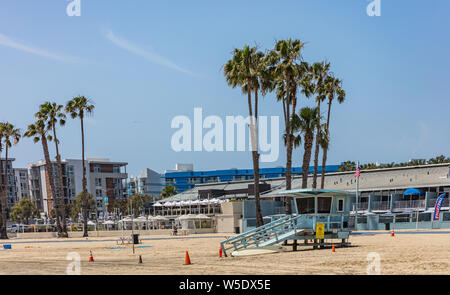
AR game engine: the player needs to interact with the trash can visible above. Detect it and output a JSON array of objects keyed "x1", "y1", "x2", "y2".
[
  {"x1": 132, "y1": 234, "x2": 140, "y2": 244},
  {"x1": 234, "y1": 227, "x2": 240, "y2": 234}
]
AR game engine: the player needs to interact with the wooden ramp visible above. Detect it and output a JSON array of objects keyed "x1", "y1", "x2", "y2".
[{"x1": 220, "y1": 215, "x2": 305, "y2": 257}]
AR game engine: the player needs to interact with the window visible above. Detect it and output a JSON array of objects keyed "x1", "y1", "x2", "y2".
[
  {"x1": 96, "y1": 189, "x2": 103, "y2": 198},
  {"x1": 337, "y1": 199, "x2": 344, "y2": 212},
  {"x1": 95, "y1": 178, "x2": 102, "y2": 186},
  {"x1": 113, "y1": 166, "x2": 120, "y2": 173},
  {"x1": 318, "y1": 197, "x2": 332, "y2": 214},
  {"x1": 296, "y1": 197, "x2": 315, "y2": 214},
  {"x1": 93, "y1": 165, "x2": 101, "y2": 173}
]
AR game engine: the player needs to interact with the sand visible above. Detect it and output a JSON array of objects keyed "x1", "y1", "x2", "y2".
[{"x1": 0, "y1": 231, "x2": 449, "y2": 275}]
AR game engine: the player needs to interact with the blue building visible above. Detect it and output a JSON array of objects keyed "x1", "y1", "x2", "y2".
[{"x1": 164, "y1": 164, "x2": 340, "y2": 193}]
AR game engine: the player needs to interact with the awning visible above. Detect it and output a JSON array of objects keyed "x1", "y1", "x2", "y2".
[{"x1": 272, "y1": 188, "x2": 354, "y2": 198}]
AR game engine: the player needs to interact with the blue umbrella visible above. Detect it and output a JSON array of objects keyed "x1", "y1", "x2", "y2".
[{"x1": 403, "y1": 188, "x2": 423, "y2": 196}]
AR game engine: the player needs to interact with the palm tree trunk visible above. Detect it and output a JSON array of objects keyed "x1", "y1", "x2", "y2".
[
  {"x1": 284, "y1": 77, "x2": 293, "y2": 214},
  {"x1": 312, "y1": 100, "x2": 321, "y2": 188},
  {"x1": 302, "y1": 133, "x2": 314, "y2": 188},
  {"x1": 0, "y1": 142, "x2": 8, "y2": 239},
  {"x1": 320, "y1": 100, "x2": 333, "y2": 189},
  {"x1": 53, "y1": 123, "x2": 68, "y2": 238},
  {"x1": 80, "y1": 113, "x2": 89, "y2": 237},
  {"x1": 247, "y1": 80, "x2": 263, "y2": 227},
  {"x1": 41, "y1": 135, "x2": 63, "y2": 236},
  {"x1": 252, "y1": 88, "x2": 263, "y2": 228}
]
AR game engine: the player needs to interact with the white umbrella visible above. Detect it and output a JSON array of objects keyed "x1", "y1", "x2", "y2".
[
  {"x1": 103, "y1": 220, "x2": 115, "y2": 225},
  {"x1": 200, "y1": 199, "x2": 210, "y2": 205},
  {"x1": 210, "y1": 198, "x2": 220, "y2": 204},
  {"x1": 153, "y1": 202, "x2": 163, "y2": 207},
  {"x1": 174, "y1": 201, "x2": 181, "y2": 207},
  {"x1": 87, "y1": 221, "x2": 96, "y2": 225},
  {"x1": 153, "y1": 215, "x2": 168, "y2": 221},
  {"x1": 195, "y1": 214, "x2": 211, "y2": 219},
  {"x1": 191, "y1": 200, "x2": 200, "y2": 205},
  {"x1": 177, "y1": 214, "x2": 196, "y2": 220}
]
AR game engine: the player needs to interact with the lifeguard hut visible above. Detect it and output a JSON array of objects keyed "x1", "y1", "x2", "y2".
[{"x1": 220, "y1": 188, "x2": 354, "y2": 257}]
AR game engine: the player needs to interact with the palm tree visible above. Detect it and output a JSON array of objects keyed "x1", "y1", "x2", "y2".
[
  {"x1": 224, "y1": 45, "x2": 266, "y2": 227},
  {"x1": 267, "y1": 39, "x2": 305, "y2": 214},
  {"x1": 0, "y1": 123, "x2": 21, "y2": 239},
  {"x1": 161, "y1": 185, "x2": 178, "y2": 198},
  {"x1": 291, "y1": 107, "x2": 321, "y2": 188},
  {"x1": 65, "y1": 96, "x2": 95, "y2": 237},
  {"x1": 320, "y1": 76, "x2": 346, "y2": 189},
  {"x1": 37, "y1": 102, "x2": 68, "y2": 238},
  {"x1": 24, "y1": 119, "x2": 64, "y2": 236},
  {"x1": 309, "y1": 62, "x2": 331, "y2": 188}
]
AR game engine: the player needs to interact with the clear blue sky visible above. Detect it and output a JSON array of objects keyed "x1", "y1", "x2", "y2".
[{"x1": 0, "y1": 0, "x2": 449, "y2": 176}]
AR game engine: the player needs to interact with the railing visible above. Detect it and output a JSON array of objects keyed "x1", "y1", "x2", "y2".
[
  {"x1": 220, "y1": 215, "x2": 299, "y2": 256},
  {"x1": 393, "y1": 200, "x2": 425, "y2": 210},
  {"x1": 371, "y1": 201, "x2": 390, "y2": 211},
  {"x1": 357, "y1": 203, "x2": 369, "y2": 210},
  {"x1": 428, "y1": 198, "x2": 450, "y2": 208},
  {"x1": 220, "y1": 213, "x2": 351, "y2": 256}
]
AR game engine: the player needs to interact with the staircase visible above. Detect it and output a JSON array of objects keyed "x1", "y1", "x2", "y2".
[{"x1": 220, "y1": 215, "x2": 305, "y2": 257}]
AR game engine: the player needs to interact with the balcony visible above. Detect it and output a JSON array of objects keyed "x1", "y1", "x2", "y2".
[
  {"x1": 428, "y1": 198, "x2": 450, "y2": 208},
  {"x1": 393, "y1": 200, "x2": 425, "y2": 211},
  {"x1": 371, "y1": 201, "x2": 390, "y2": 211}
]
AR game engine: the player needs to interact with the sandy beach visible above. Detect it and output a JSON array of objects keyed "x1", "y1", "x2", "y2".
[{"x1": 0, "y1": 231, "x2": 449, "y2": 275}]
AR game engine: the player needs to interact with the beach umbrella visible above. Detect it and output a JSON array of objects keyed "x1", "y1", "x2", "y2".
[
  {"x1": 195, "y1": 214, "x2": 210, "y2": 219},
  {"x1": 403, "y1": 188, "x2": 423, "y2": 196},
  {"x1": 153, "y1": 202, "x2": 163, "y2": 207},
  {"x1": 191, "y1": 200, "x2": 200, "y2": 205},
  {"x1": 200, "y1": 199, "x2": 210, "y2": 205}
]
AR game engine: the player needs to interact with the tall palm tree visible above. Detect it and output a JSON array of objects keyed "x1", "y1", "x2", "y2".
[
  {"x1": 320, "y1": 76, "x2": 346, "y2": 188},
  {"x1": 0, "y1": 125, "x2": 6, "y2": 239},
  {"x1": 24, "y1": 119, "x2": 64, "y2": 236},
  {"x1": 291, "y1": 107, "x2": 321, "y2": 188},
  {"x1": 267, "y1": 39, "x2": 305, "y2": 214},
  {"x1": 37, "y1": 102, "x2": 68, "y2": 238},
  {"x1": 0, "y1": 123, "x2": 21, "y2": 239},
  {"x1": 309, "y1": 62, "x2": 331, "y2": 188},
  {"x1": 65, "y1": 96, "x2": 95, "y2": 237},
  {"x1": 224, "y1": 45, "x2": 266, "y2": 227}
]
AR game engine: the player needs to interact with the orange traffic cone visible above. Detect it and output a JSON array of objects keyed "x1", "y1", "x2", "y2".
[
  {"x1": 391, "y1": 228, "x2": 395, "y2": 237},
  {"x1": 332, "y1": 244, "x2": 335, "y2": 253},
  {"x1": 89, "y1": 250, "x2": 94, "y2": 262},
  {"x1": 185, "y1": 251, "x2": 191, "y2": 265},
  {"x1": 219, "y1": 247, "x2": 223, "y2": 258}
]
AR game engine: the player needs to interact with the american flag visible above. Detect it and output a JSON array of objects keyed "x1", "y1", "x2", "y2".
[{"x1": 355, "y1": 165, "x2": 360, "y2": 178}]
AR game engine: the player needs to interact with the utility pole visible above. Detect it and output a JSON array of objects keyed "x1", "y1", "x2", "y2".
[{"x1": 355, "y1": 161, "x2": 360, "y2": 230}]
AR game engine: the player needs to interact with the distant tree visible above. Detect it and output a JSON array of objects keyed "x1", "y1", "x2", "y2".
[
  {"x1": 0, "y1": 122, "x2": 21, "y2": 239},
  {"x1": 71, "y1": 192, "x2": 96, "y2": 221},
  {"x1": 10, "y1": 199, "x2": 39, "y2": 224},
  {"x1": 127, "y1": 194, "x2": 151, "y2": 216},
  {"x1": 161, "y1": 185, "x2": 178, "y2": 198},
  {"x1": 428, "y1": 155, "x2": 449, "y2": 164},
  {"x1": 338, "y1": 161, "x2": 356, "y2": 172}
]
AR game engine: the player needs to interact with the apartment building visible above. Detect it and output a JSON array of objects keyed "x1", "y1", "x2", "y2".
[
  {"x1": 14, "y1": 168, "x2": 29, "y2": 200},
  {"x1": 128, "y1": 168, "x2": 164, "y2": 197},
  {"x1": 0, "y1": 158, "x2": 17, "y2": 208},
  {"x1": 28, "y1": 158, "x2": 128, "y2": 217}
]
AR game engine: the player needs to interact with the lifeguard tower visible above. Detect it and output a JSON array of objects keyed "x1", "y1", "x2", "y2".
[{"x1": 220, "y1": 189, "x2": 354, "y2": 257}]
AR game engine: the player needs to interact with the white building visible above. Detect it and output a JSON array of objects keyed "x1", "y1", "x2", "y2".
[
  {"x1": 128, "y1": 168, "x2": 164, "y2": 197},
  {"x1": 28, "y1": 158, "x2": 128, "y2": 217}
]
